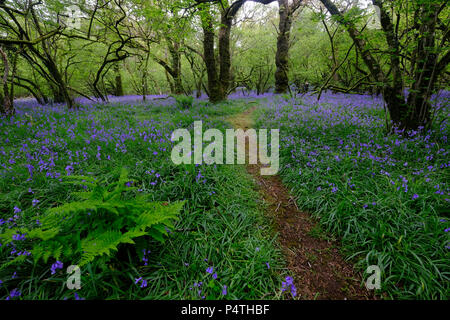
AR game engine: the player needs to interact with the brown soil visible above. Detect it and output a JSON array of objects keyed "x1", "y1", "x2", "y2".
[{"x1": 228, "y1": 105, "x2": 375, "y2": 300}]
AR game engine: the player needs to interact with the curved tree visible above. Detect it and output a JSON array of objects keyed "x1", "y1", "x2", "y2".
[
  {"x1": 318, "y1": 0, "x2": 449, "y2": 131},
  {"x1": 0, "y1": 0, "x2": 74, "y2": 110}
]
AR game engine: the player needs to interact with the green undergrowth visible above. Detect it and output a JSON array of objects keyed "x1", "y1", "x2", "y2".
[{"x1": 0, "y1": 99, "x2": 285, "y2": 300}]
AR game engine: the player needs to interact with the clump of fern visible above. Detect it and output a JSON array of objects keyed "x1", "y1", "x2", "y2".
[{"x1": 0, "y1": 168, "x2": 184, "y2": 269}]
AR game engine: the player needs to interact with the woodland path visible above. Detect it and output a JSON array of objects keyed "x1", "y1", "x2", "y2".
[{"x1": 228, "y1": 105, "x2": 375, "y2": 300}]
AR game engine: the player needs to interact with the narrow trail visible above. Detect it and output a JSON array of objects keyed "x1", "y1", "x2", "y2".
[{"x1": 228, "y1": 105, "x2": 374, "y2": 300}]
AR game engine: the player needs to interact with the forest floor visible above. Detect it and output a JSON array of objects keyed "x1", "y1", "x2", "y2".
[
  {"x1": 4, "y1": 94, "x2": 447, "y2": 300},
  {"x1": 228, "y1": 106, "x2": 375, "y2": 300}
]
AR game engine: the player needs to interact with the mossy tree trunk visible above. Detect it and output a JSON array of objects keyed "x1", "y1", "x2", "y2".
[{"x1": 320, "y1": 0, "x2": 448, "y2": 131}]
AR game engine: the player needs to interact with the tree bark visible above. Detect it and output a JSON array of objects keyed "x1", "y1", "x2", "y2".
[
  {"x1": 168, "y1": 40, "x2": 184, "y2": 95},
  {"x1": 198, "y1": 0, "x2": 279, "y2": 102},
  {"x1": 405, "y1": 3, "x2": 441, "y2": 129},
  {"x1": 275, "y1": 0, "x2": 293, "y2": 93},
  {"x1": 202, "y1": 11, "x2": 223, "y2": 103},
  {"x1": 30, "y1": 6, "x2": 75, "y2": 109},
  {"x1": 319, "y1": 0, "x2": 447, "y2": 131},
  {"x1": 219, "y1": 12, "x2": 233, "y2": 96},
  {"x1": 0, "y1": 47, "x2": 14, "y2": 116},
  {"x1": 47, "y1": 58, "x2": 74, "y2": 108},
  {"x1": 153, "y1": 40, "x2": 184, "y2": 95},
  {"x1": 114, "y1": 63, "x2": 124, "y2": 96}
]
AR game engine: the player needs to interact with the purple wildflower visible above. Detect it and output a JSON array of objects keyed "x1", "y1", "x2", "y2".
[
  {"x1": 12, "y1": 233, "x2": 26, "y2": 241},
  {"x1": 50, "y1": 261, "x2": 63, "y2": 275},
  {"x1": 74, "y1": 292, "x2": 85, "y2": 300},
  {"x1": 281, "y1": 276, "x2": 297, "y2": 298},
  {"x1": 6, "y1": 288, "x2": 21, "y2": 300}
]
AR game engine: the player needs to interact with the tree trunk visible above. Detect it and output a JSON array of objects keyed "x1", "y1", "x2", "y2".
[
  {"x1": 201, "y1": 2, "x2": 249, "y2": 103},
  {"x1": 404, "y1": 3, "x2": 441, "y2": 130},
  {"x1": 42, "y1": 52, "x2": 74, "y2": 108},
  {"x1": 202, "y1": 13, "x2": 223, "y2": 103},
  {"x1": 52, "y1": 87, "x2": 66, "y2": 103},
  {"x1": 29, "y1": 6, "x2": 75, "y2": 109},
  {"x1": 218, "y1": 13, "x2": 232, "y2": 97},
  {"x1": 319, "y1": 0, "x2": 447, "y2": 131},
  {"x1": 142, "y1": 49, "x2": 150, "y2": 101},
  {"x1": 199, "y1": 0, "x2": 298, "y2": 101},
  {"x1": 275, "y1": 0, "x2": 294, "y2": 93},
  {"x1": 168, "y1": 41, "x2": 184, "y2": 95},
  {"x1": 0, "y1": 46, "x2": 14, "y2": 116},
  {"x1": 114, "y1": 63, "x2": 124, "y2": 96}
]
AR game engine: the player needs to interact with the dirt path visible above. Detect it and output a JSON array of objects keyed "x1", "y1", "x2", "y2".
[{"x1": 228, "y1": 105, "x2": 374, "y2": 300}]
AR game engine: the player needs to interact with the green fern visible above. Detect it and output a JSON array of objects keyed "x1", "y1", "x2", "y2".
[
  {"x1": 0, "y1": 168, "x2": 184, "y2": 268},
  {"x1": 0, "y1": 255, "x2": 28, "y2": 272}
]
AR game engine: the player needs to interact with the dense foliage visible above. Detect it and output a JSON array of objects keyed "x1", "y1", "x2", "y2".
[
  {"x1": 255, "y1": 92, "x2": 449, "y2": 299},
  {"x1": 0, "y1": 0, "x2": 449, "y2": 302},
  {"x1": 0, "y1": 97, "x2": 285, "y2": 300}
]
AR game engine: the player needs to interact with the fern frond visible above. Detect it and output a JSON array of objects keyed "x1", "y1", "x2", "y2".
[
  {"x1": 80, "y1": 229, "x2": 136, "y2": 266},
  {"x1": 3, "y1": 169, "x2": 185, "y2": 270},
  {"x1": 0, "y1": 255, "x2": 27, "y2": 271}
]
